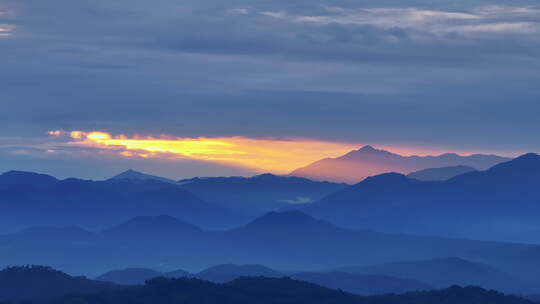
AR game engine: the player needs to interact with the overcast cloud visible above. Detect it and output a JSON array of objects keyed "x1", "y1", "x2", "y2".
[{"x1": 0, "y1": 0, "x2": 539, "y2": 178}]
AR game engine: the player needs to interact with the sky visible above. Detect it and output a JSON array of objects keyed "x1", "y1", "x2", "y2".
[{"x1": 1, "y1": 0, "x2": 539, "y2": 179}]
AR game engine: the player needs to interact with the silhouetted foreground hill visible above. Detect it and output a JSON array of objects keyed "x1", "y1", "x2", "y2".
[
  {"x1": 53, "y1": 277, "x2": 536, "y2": 304},
  {"x1": 96, "y1": 264, "x2": 431, "y2": 295},
  {"x1": 196, "y1": 264, "x2": 282, "y2": 283},
  {"x1": 96, "y1": 268, "x2": 189, "y2": 285},
  {"x1": 290, "y1": 145, "x2": 509, "y2": 183},
  {"x1": 407, "y1": 165, "x2": 476, "y2": 181},
  {"x1": 177, "y1": 173, "x2": 346, "y2": 216},
  {"x1": 301, "y1": 153, "x2": 540, "y2": 242},
  {"x1": 0, "y1": 266, "x2": 121, "y2": 303},
  {"x1": 290, "y1": 272, "x2": 432, "y2": 296}
]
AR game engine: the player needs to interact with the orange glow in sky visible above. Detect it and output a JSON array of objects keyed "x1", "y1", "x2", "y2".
[{"x1": 64, "y1": 131, "x2": 361, "y2": 174}]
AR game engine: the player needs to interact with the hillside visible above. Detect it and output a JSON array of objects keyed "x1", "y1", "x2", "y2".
[
  {"x1": 301, "y1": 153, "x2": 540, "y2": 242},
  {"x1": 54, "y1": 276, "x2": 536, "y2": 304},
  {"x1": 177, "y1": 174, "x2": 346, "y2": 216},
  {"x1": 290, "y1": 145, "x2": 509, "y2": 183},
  {"x1": 0, "y1": 266, "x2": 120, "y2": 302}
]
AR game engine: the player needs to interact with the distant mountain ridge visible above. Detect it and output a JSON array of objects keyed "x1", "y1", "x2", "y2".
[
  {"x1": 290, "y1": 145, "x2": 510, "y2": 183},
  {"x1": 96, "y1": 264, "x2": 432, "y2": 295},
  {"x1": 176, "y1": 173, "x2": 346, "y2": 216},
  {"x1": 109, "y1": 169, "x2": 176, "y2": 183},
  {"x1": 300, "y1": 153, "x2": 540, "y2": 242},
  {"x1": 0, "y1": 170, "x2": 59, "y2": 188},
  {"x1": 407, "y1": 165, "x2": 477, "y2": 181},
  {"x1": 0, "y1": 173, "x2": 241, "y2": 231}
]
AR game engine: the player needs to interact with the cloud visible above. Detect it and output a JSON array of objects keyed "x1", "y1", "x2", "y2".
[
  {"x1": 61, "y1": 130, "x2": 360, "y2": 174},
  {"x1": 0, "y1": 0, "x2": 539, "y2": 176}
]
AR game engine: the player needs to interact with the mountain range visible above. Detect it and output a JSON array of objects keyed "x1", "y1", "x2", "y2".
[
  {"x1": 3, "y1": 210, "x2": 540, "y2": 293},
  {"x1": 1, "y1": 266, "x2": 533, "y2": 304},
  {"x1": 0, "y1": 170, "x2": 347, "y2": 232},
  {"x1": 176, "y1": 174, "x2": 346, "y2": 216},
  {"x1": 110, "y1": 169, "x2": 176, "y2": 183},
  {"x1": 55, "y1": 276, "x2": 540, "y2": 304},
  {"x1": 290, "y1": 145, "x2": 510, "y2": 183},
  {"x1": 407, "y1": 165, "x2": 477, "y2": 181},
  {"x1": 96, "y1": 264, "x2": 432, "y2": 295},
  {"x1": 0, "y1": 173, "x2": 240, "y2": 231},
  {"x1": 298, "y1": 153, "x2": 540, "y2": 242}
]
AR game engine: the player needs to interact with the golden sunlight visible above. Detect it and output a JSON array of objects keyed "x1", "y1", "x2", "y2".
[{"x1": 64, "y1": 131, "x2": 360, "y2": 173}]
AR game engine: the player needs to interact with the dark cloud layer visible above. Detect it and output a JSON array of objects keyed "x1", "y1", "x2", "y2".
[{"x1": 1, "y1": 0, "x2": 539, "y2": 177}]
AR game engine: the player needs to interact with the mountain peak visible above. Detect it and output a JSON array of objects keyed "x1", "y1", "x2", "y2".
[
  {"x1": 252, "y1": 173, "x2": 278, "y2": 179},
  {"x1": 362, "y1": 172, "x2": 410, "y2": 185},
  {"x1": 243, "y1": 211, "x2": 334, "y2": 231},
  {"x1": 486, "y1": 153, "x2": 540, "y2": 174},
  {"x1": 290, "y1": 146, "x2": 510, "y2": 184},
  {"x1": 513, "y1": 152, "x2": 539, "y2": 162},
  {"x1": 110, "y1": 169, "x2": 175, "y2": 183},
  {"x1": 358, "y1": 145, "x2": 377, "y2": 152}
]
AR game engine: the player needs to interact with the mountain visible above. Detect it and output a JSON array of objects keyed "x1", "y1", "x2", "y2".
[
  {"x1": 0, "y1": 176, "x2": 241, "y2": 232},
  {"x1": 109, "y1": 169, "x2": 176, "y2": 183},
  {"x1": 290, "y1": 145, "x2": 510, "y2": 183},
  {"x1": 0, "y1": 265, "x2": 120, "y2": 302},
  {"x1": 335, "y1": 257, "x2": 525, "y2": 292},
  {"x1": 290, "y1": 272, "x2": 432, "y2": 295},
  {"x1": 54, "y1": 276, "x2": 536, "y2": 304},
  {"x1": 4, "y1": 211, "x2": 540, "y2": 291},
  {"x1": 407, "y1": 165, "x2": 476, "y2": 181},
  {"x1": 102, "y1": 215, "x2": 202, "y2": 240},
  {"x1": 177, "y1": 174, "x2": 346, "y2": 216},
  {"x1": 0, "y1": 170, "x2": 59, "y2": 189},
  {"x1": 96, "y1": 268, "x2": 190, "y2": 285},
  {"x1": 300, "y1": 153, "x2": 540, "y2": 242},
  {"x1": 96, "y1": 264, "x2": 431, "y2": 295},
  {"x1": 196, "y1": 264, "x2": 282, "y2": 283}
]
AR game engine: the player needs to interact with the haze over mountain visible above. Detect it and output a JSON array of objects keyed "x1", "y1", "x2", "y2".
[
  {"x1": 0, "y1": 172, "x2": 241, "y2": 232},
  {"x1": 290, "y1": 145, "x2": 510, "y2": 183},
  {"x1": 335, "y1": 257, "x2": 526, "y2": 293},
  {"x1": 0, "y1": 265, "x2": 533, "y2": 304},
  {"x1": 299, "y1": 153, "x2": 540, "y2": 242},
  {"x1": 407, "y1": 166, "x2": 477, "y2": 181},
  {"x1": 96, "y1": 264, "x2": 432, "y2": 295},
  {"x1": 177, "y1": 174, "x2": 346, "y2": 216},
  {"x1": 4, "y1": 211, "x2": 540, "y2": 292}
]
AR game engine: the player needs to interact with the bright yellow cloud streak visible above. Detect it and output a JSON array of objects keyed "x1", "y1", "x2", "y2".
[{"x1": 65, "y1": 131, "x2": 360, "y2": 174}]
